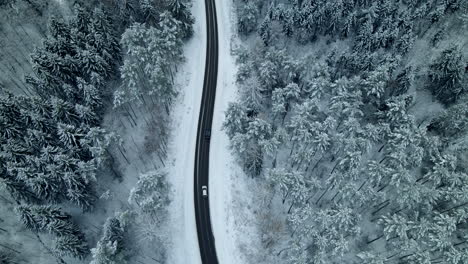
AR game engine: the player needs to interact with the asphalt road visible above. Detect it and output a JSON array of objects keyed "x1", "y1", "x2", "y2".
[{"x1": 194, "y1": 0, "x2": 219, "y2": 263}]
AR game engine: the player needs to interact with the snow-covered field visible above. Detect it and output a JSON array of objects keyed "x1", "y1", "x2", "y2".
[{"x1": 165, "y1": 0, "x2": 206, "y2": 263}]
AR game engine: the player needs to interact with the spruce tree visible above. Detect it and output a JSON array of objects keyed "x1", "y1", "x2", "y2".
[
  {"x1": 90, "y1": 216, "x2": 127, "y2": 264},
  {"x1": 128, "y1": 170, "x2": 170, "y2": 216},
  {"x1": 428, "y1": 45, "x2": 466, "y2": 105},
  {"x1": 16, "y1": 205, "x2": 89, "y2": 259}
]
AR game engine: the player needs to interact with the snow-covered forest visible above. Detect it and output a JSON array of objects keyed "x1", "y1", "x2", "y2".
[
  {"x1": 226, "y1": 0, "x2": 467, "y2": 263},
  {"x1": 0, "y1": 0, "x2": 194, "y2": 263}
]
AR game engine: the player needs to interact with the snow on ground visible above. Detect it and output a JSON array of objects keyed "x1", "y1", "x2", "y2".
[
  {"x1": 165, "y1": 0, "x2": 206, "y2": 263},
  {"x1": 166, "y1": 0, "x2": 257, "y2": 263},
  {"x1": 209, "y1": 0, "x2": 252, "y2": 263}
]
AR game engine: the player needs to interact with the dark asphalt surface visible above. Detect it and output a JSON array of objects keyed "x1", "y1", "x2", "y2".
[{"x1": 194, "y1": 0, "x2": 219, "y2": 263}]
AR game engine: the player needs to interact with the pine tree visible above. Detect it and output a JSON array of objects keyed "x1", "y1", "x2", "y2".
[
  {"x1": 271, "y1": 88, "x2": 287, "y2": 119},
  {"x1": 16, "y1": 205, "x2": 89, "y2": 259},
  {"x1": 259, "y1": 16, "x2": 272, "y2": 46},
  {"x1": 428, "y1": 95, "x2": 468, "y2": 138},
  {"x1": 71, "y1": 4, "x2": 91, "y2": 46},
  {"x1": 428, "y1": 45, "x2": 466, "y2": 105},
  {"x1": 247, "y1": 117, "x2": 273, "y2": 141},
  {"x1": 237, "y1": 1, "x2": 260, "y2": 34},
  {"x1": 77, "y1": 48, "x2": 110, "y2": 78},
  {"x1": 329, "y1": 77, "x2": 364, "y2": 124},
  {"x1": 244, "y1": 144, "x2": 264, "y2": 177},
  {"x1": 240, "y1": 79, "x2": 264, "y2": 111},
  {"x1": 222, "y1": 102, "x2": 250, "y2": 139},
  {"x1": 280, "y1": 8, "x2": 295, "y2": 37},
  {"x1": 0, "y1": 174, "x2": 38, "y2": 203},
  {"x1": 89, "y1": 8, "x2": 120, "y2": 67},
  {"x1": 0, "y1": 92, "x2": 103, "y2": 209},
  {"x1": 361, "y1": 65, "x2": 391, "y2": 102},
  {"x1": 390, "y1": 66, "x2": 413, "y2": 96},
  {"x1": 90, "y1": 216, "x2": 127, "y2": 264},
  {"x1": 128, "y1": 170, "x2": 170, "y2": 216},
  {"x1": 116, "y1": 18, "x2": 183, "y2": 110},
  {"x1": 167, "y1": 0, "x2": 195, "y2": 39},
  {"x1": 341, "y1": 11, "x2": 357, "y2": 38},
  {"x1": 28, "y1": 5, "x2": 116, "y2": 116},
  {"x1": 48, "y1": 15, "x2": 72, "y2": 41},
  {"x1": 355, "y1": 15, "x2": 374, "y2": 51},
  {"x1": 139, "y1": 0, "x2": 159, "y2": 25},
  {"x1": 55, "y1": 235, "x2": 89, "y2": 259},
  {"x1": 260, "y1": 127, "x2": 285, "y2": 162},
  {"x1": 287, "y1": 99, "x2": 323, "y2": 161}
]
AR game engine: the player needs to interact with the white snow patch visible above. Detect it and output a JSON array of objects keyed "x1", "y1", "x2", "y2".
[
  {"x1": 209, "y1": 0, "x2": 250, "y2": 263},
  {"x1": 166, "y1": 0, "x2": 206, "y2": 263}
]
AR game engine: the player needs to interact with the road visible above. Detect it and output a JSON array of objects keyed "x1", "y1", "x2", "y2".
[{"x1": 194, "y1": 0, "x2": 219, "y2": 263}]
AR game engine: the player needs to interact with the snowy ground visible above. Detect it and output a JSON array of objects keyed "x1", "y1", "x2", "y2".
[
  {"x1": 166, "y1": 0, "x2": 256, "y2": 263},
  {"x1": 209, "y1": 0, "x2": 245, "y2": 263},
  {"x1": 165, "y1": 0, "x2": 206, "y2": 263},
  {"x1": 209, "y1": 0, "x2": 256, "y2": 264}
]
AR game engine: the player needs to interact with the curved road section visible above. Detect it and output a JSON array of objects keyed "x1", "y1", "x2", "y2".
[{"x1": 194, "y1": 0, "x2": 219, "y2": 263}]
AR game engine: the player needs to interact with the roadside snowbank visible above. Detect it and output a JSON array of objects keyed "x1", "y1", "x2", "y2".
[
  {"x1": 166, "y1": 0, "x2": 206, "y2": 263},
  {"x1": 210, "y1": 0, "x2": 250, "y2": 263}
]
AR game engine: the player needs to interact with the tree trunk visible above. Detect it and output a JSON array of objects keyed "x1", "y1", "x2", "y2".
[
  {"x1": 378, "y1": 143, "x2": 386, "y2": 153},
  {"x1": 329, "y1": 160, "x2": 340, "y2": 175},
  {"x1": 310, "y1": 154, "x2": 324, "y2": 172},
  {"x1": 316, "y1": 183, "x2": 333, "y2": 205},
  {"x1": 117, "y1": 145, "x2": 130, "y2": 164},
  {"x1": 287, "y1": 201, "x2": 295, "y2": 214},
  {"x1": 367, "y1": 234, "x2": 384, "y2": 244},
  {"x1": 371, "y1": 200, "x2": 390, "y2": 216},
  {"x1": 124, "y1": 105, "x2": 137, "y2": 126}
]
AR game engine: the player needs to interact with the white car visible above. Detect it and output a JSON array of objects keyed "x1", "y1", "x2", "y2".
[{"x1": 202, "y1": 185, "x2": 208, "y2": 198}]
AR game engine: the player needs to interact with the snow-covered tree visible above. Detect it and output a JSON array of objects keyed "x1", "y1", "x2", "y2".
[
  {"x1": 115, "y1": 17, "x2": 183, "y2": 110},
  {"x1": 429, "y1": 95, "x2": 468, "y2": 138},
  {"x1": 167, "y1": 0, "x2": 195, "y2": 39},
  {"x1": 361, "y1": 65, "x2": 391, "y2": 102},
  {"x1": 90, "y1": 216, "x2": 127, "y2": 264},
  {"x1": 16, "y1": 205, "x2": 89, "y2": 259},
  {"x1": 128, "y1": 170, "x2": 170, "y2": 217},
  {"x1": 223, "y1": 1, "x2": 468, "y2": 263},
  {"x1": 280, "y1": 83, "x2": 301, "y2": 112},
  {"x1": 237, "y1": 1, "x2": 261, "y2": 34},
  {"x1": 330, "y1": 77, "x2": 363, "y2": 125},
  {"x1": 89, "y1": 8, "x2": 120, "y2": 68},
  {"x1": 259, "y1": 15, "x2": 272, "y2": 46},
  {"x1": 0, "y1": 92, "x2": 109, "y2": 209},
  {"x1": 266, "y1": 168, "x2": 307, "y2": 205},
  {"x1": 222, "y1": 102, "x2": 250, "y2": 139},
  {"x1": 428, "y1": 45, "x2": 466, "y2": 105},
  {"x1": 390, "y1": 66, "x2": 413, "y2": 97}
]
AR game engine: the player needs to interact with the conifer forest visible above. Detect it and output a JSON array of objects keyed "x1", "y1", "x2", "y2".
[
  {"x1": 0, "y1": 0, "x2": 193, "y2": 263},
  {"x1": 226, "y1": 0, "x2": 467, "y2": 263}
]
